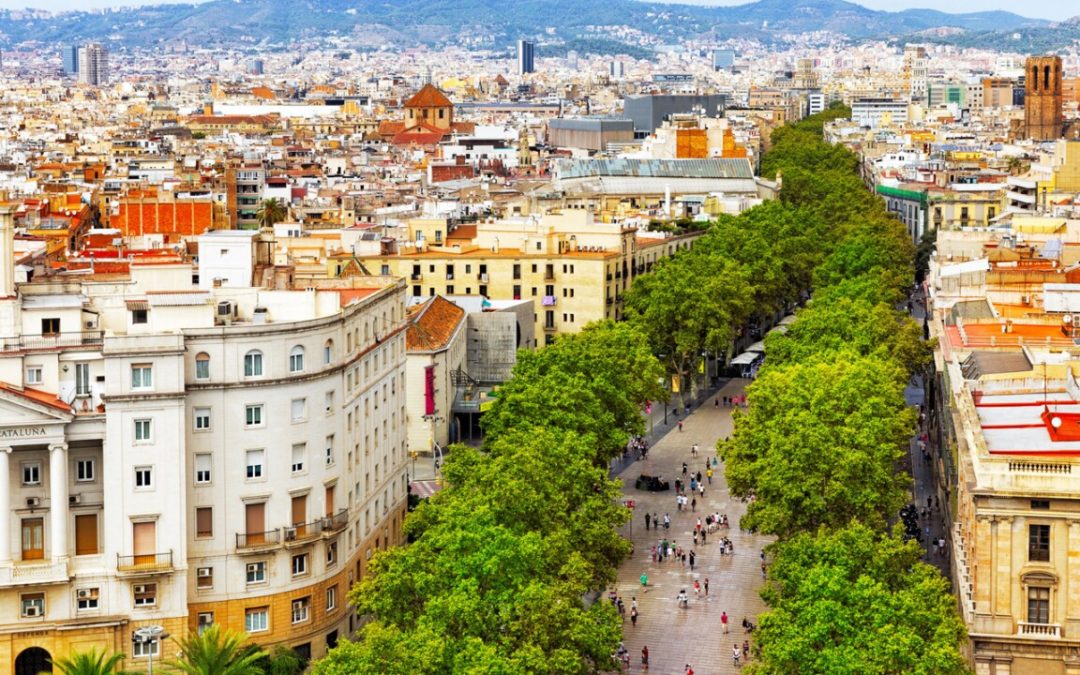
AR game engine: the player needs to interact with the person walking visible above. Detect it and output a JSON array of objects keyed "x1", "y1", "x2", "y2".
[
  {"x1": 640, "y1": 572, "x2": 648, "y2": 592},
  {"x1": 722, "y1": 611, "x2": 729, "y2": 633},
  {"x1": 689, "y1": 550, "x2": 696, "y2": 571},
  {"x1": 664, "y1": 513, "x2": 671, "y2": 529},
  {"x1": 645, "y1": 512, "x2": 651, "y2": 531},
  {"x1": 693, "y1": 579, "x2": 701, "y2": 597},
  {"x1": 691, "y1": 443, "x2": 699, "y2": 457},
  {"x1": 704, "y1": 578, "x2": 710, "y2": 596},
  {"x1": 732, "y1": 644, "x2": 741, "y2": 667},
  {"x1": 641, "y1": 646, "x2": 649, "y2": 671},
  {"x1": 706, "y1": 467, "x2": 713, "y2": 484},
  {"x1": 691, "y1": 497, "x2": 697, "y2": 512},
  {"x1": 678, "y1": 419, "x2": 683, "y2": 432},
  {"x1": 630, "y1": 605, "x2": 638, "y2": 627}
]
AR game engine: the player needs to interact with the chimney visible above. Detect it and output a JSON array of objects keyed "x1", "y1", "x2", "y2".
[{"x1": 0, "y1": 205, "x2": 14, "y2": 298}]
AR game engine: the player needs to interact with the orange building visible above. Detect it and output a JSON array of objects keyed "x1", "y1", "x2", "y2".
[{"x1": 113, "y1": 188, "x2": 215, "y2": 242}]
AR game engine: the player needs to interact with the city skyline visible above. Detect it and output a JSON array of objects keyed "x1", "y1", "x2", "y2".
[{"x1": 0, "y1": 0, "x2": 1073, "y2": 21}]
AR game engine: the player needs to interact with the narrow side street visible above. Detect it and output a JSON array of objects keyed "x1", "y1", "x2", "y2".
[{"x1": 611, "y1": 379, "x2": 773, "y2": 674}]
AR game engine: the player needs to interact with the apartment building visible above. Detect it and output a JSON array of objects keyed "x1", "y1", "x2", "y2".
[
  {"x1": 357, "y1": 210, "x2": 699, "y2": 344},
  {"x1": 0, "y1": 205, "x2": 408, "y2": 670}
]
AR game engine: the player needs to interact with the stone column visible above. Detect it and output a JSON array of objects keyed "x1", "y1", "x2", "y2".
[
  {"x1": 49, "y1": 442, "x2": 68, "y2": 562},
  {"x1": 994, "y1": 516, "x2": 1014, "y2": 618},
  {"x1": 975, "y1": 515, "x2": 993, "y2": 614},
  {"x1": 0, "y1": 447, "x2": 10, "y2": 563}
]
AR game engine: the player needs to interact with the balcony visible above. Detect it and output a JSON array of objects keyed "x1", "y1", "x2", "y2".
[
  {"x1": 410, "y1": 273, "x2": 423, "y2": 282},
  {"x1": 478, "y1": 273, "x2": 489, "y2": 283},
  {"x1": 544, "y1": 271, "x2": 555, "y2": 281},
  {"x1": 445, "y1": 273, "x2": 455, "y2": 280},
  {"x1": 1018, "y1": 622, "x2": 1060, "y2": 638},
  {"x1": 116, "y1": 551, "x2": 174, "y2": 575},
  {"x1": 0, "y1": 331, "x2": 104, "y2": 353},
  {"x1": 544, "y1": 324, "x2": 557, "y2": 332},
  {"x1": 321, "y1": 509, "x2": 349, "y2": 536},
  {"x1": 541, "y1": 295, "x2": 557, "y2": 307},
  {"x1": 236, "y1": 528, "x2": 281, "y2": 552},
  {"x1": 284, "y1": 520, "x2": 323, "y2": 547},
  {"x1": 0, "y1": 559, "x2": 70, "y2": 587}
]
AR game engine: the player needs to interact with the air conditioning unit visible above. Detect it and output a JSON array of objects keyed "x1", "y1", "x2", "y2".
[
  {"x1": 133, "y1": 585, "x2": 147, "y2": 594},
  {"x1": 69, "y1": 494, "x2": 81, "y2": 505},
  {"x1": 216, "y1": 300, "x2": 234, "y2": 317},
  {"x1": 25, "y1": 497, "x2": 40, "y2": 507},
  {"x1": 76, "y1": 588, "x2": 93, "y2": 600},
  {"x1": 24, "y1": 606, "x2": 40, "y2": 617},
  {"x1": 284, "y1": 527, "x2": 297, "y2": 541},
  {"x1": 196, "y1": 568, "x2": 212, "y2": 578}
]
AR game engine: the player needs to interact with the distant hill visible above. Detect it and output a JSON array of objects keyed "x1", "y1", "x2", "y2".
[{"x1": 0, "y1": 0, "x2": 1050, "y2": 53}]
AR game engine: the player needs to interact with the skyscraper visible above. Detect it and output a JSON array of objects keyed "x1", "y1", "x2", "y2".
[
  {"x1": 77, "y1": 43, "x2": 108, "y2": 86},
  {"x1": 517, "y1": 40, "x2": 535, "y2": 76},
  {"x1": 1024, "y1": 55, "x2": 1063, "y2": 141},
  {"x1": 62, "y1": 45, "x2": 79, "y2": 76}
]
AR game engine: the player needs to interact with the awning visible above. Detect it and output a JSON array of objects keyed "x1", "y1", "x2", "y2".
[
  {"x1": 730, "y1": 351, "x2": 760, "y2": 366},
  {"x1": 747, "y1": 341, "x2": 766, "y2": 353},
  {"x1": 124, "y1": 299, "x2": 149, "y2": 311}
]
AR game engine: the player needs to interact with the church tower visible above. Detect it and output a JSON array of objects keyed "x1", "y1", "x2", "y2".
[{"x1": 1025, "y1": 55, "x2": 1063, "y2": 141}]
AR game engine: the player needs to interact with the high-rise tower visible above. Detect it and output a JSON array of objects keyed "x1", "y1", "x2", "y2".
[
  {"x1": 77, "y1": 43, "x2": 108, "y2": 86},
  {"x1": 517, "y1": 40, "x2": 535, "y2": 76},
  {"x1": 1024, "y1": 55, "x2": 1063, "y2": 141}
]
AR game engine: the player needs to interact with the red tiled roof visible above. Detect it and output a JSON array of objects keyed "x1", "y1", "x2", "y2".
[
  {"x1": 406, "y1": 296, "x2": 465, "y2": 352},
  {"x1": 404, "y1": 84, "x2": 452, "y2": 109},
  {"x1": 0, "y1": 382, "x2": 71, "y2": 413}
]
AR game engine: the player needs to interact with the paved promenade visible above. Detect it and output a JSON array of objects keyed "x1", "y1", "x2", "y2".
[{"x1": 611, "y1": 380, "x2": 773, "y2": 674}]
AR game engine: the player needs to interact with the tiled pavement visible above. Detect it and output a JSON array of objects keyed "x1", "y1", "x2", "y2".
[{"x1": 610, "y1": 380, "x2": 774, "y2": 674}]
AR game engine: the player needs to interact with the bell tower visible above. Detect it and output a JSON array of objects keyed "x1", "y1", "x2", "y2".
[{"x1": 1025, "y1": 55, "x2": 1063, "y2": 141}]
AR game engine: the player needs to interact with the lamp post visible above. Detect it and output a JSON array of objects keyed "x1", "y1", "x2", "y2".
[{"x1": 133, "y1": 625, "x2": 166, "y2": 675}]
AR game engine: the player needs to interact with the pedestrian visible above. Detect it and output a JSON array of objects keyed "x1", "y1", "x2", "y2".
[
  {"x1": 699, "y1": 484, "x2": 705, "y2": 498},
  {"x1": 696, "y1": 470, "x2": 702, "y2": 483},
  {"x1": 682, "y1": 462, "x2": 688, "y2": 476},
  {"x1": 693, "y1": 579, "x2": 701, "y2": 597},
  {"x1": 713, "y1": 456, "x2": 718, "y2": 467},
  {"x1": 651, "y1": 545, "x2": 657, "y2": 563},
  {"x1": 689, "y1": 550, "x2": 696, "y2": 571},
  {"x1": 677, "y1": 494, "x2": 683, "y2": 512},
  {"x1": 715, "y1": 397, "x2": 720, "y2": 407},
  {"x1": 664, "y1": 513, "x2": 671, "y2": 529},
  {"x1": 675, "y1": 478, "x2": 682, "y2": 493},
  {"x1": 701, "y1": 528, "x2": 707, "y2": 544},
  {"x1": 630, "y1": 605, "x2": 638, "y2": 627},
  {"x1": 678, "y1": 419, "x2": 683, "y2": 432},
  {"x1": 645, "y1": 512, "x2": 651, "y2": 531},
  {"x1": 691, "y1": 443, "x2": 699, "y2": 457},
  {"x1": 743, "y1": 640, "x2": 750, "y2": 659},
  {"x1": 732, "y1": 644, "x2": 741, "y2": 666},
  {"x1": 691, "y1": 497, "x2": 697, "y2": 512},
  {"x1": 685, "y1": 665, "x2": 694, "y2": 675},
  {"x1": 696, "y1": 518, "x2": 702, "y2": 532},
  {"x1": 653, "y1": 513, "x2": 659, "y2": 531},
  {"x1": 641, "y1": 646, "x2": 649, "y2": 670},
  {"x1": 640, "y1": 572, "x2": 648, "y2": 591},
  {"x1": 704, "y1": 577, "x2": 710, "y2": 596},
  {"x1": 761, "y1": 561, "x2": 766, "y2": 579},
  {"x1": 722, "y1": 611, "x2": 729, "y2": 633},
  {"x1": 693, "y1": 532, "x2": 698, "y2": 547}
]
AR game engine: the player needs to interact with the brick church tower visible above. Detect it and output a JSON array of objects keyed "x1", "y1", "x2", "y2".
[{"x1": 1025, "y1": 55, "x2": 1063, "y2": 141}]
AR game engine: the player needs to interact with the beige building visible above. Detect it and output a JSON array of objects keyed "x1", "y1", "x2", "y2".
[{"x1": 404, "y1": 296, "x2": 465, "y2": 456}]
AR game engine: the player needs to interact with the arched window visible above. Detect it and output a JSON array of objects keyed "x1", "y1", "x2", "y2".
[
  {"x1": 244, "y1": 350, "x2": 263, "y2": 377},
  {"x1": 195, "y1": 352, "x2": 210, "y2": 380},
  {"x1": 289, "y1": 346, "x2": 305, "y2": 373},
  {"x1": 1044, "y1": 65, "x2": 1051, "y2": 91},
  {"x1": 324, "y1": 340, "x2": 333, "y2": 366}
]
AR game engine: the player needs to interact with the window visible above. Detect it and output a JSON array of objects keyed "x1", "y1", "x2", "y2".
[
  {"x1": 76, "y1": 587, "x2": 99, "y2": 611},
  {"x1": 75, "y1": 514, "x2": 98, "y2": 555},
  {"x1": 197, "y1": 612, "x2": 214, "y2": 635},
  {"x1": 21, "y1": 592, "x2": 44, "y2": 617},
  {"x1": 1032, "y1": 500, "x2": 1051, "y2": 510},
  {"x1": 292, "y1": 444, "x2": 306, "y2": 473},
  {"x1": 75, "y1": 458, "x2": 94, "y2": 482},
  {"x1": 1028, "y1": 586, "x2": 1051, "y2": 624},
  {"x1": 131, "y1": 364, "x2": 152, "y2": 390},
  {"x1": 245, "y1": 404, "x2": 263, "y2": 426},
  {"x1": 246, "y1": 607, "x2": 269, "y2": 633},
  {"x1": 325, "y1": 391, "x2": 334, "y2": 414},
  {"x1": 326, "y1": 540, "x2": 338, "y2": 566},
  {"x1": 292, "y1": 553, "x2": 308, "y2": 576},
  {"x1": 194, "y1": 454, "x2": 211, "y2": 484},
  {"x1": 131, "y1": 308, "x2": 148, "y2": 325},
  {"x1": 134, "y1": 419, "x2": 152, "y2": 442},
  {"x1": 196, "y1": 507, "x2": 213, "y2": 538},
  {"x1": 196, "y1": 566, "x2": 213, "y2": 589},
  {"x1": 246, "y1": 449, "x2": 264, "y2": 480},
  {"x1": 292, "y1": 597, "x2": 311, "y2": 624},
  {"x1": 26, "y1": 365, "x2": 42, "y2": 385},
  {"x1": 22, "y1": 462, "x2": 41, "y2": 485},
  {"x1": 325, "y1": 435, "x2": 335, "y2": 466},
  {"x1": 195, "y1": 353, "x2": 210, "y2": 380},
  {"x1": 134, "y1": 466, "x2": 153, "y2": 488},
  {"x1": 244, "y1": 350, "x2": 263, "y2": 377},
  {"x1": 289, "y1": 346, "x2": 305, "y2": 373},
  {"x1": 324, "y1": 340, "x2": 333, "y2": 365},
  {"x1": 1030, "y1": 524, "x2": 1051, "y2": 562},
  {"x1": 133, "y1": 583, "x2": 157, "y2": 607},
  {"x1": 132, "y1": 637, "x2": 159, "y2": 658},
  {"x1": 246, "y1": 561, "x2": 266, "y2": 584},
  {"x1": 327, "y1": 585, "x2": 337, "y2": 611},
  {"x1": 291, "y1": 398, "x2": 307, "y2": 422},
  {"x1": 41, "y1": 318, "x2": 60, "y2": 336},
  {"x1": 194, "y1": 408, "x2": 211, "y2": 431}
]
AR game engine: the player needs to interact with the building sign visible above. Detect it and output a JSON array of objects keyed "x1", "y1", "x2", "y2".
[{"x1": 0, "y1": 427, "x2": 48, "y2": 439}]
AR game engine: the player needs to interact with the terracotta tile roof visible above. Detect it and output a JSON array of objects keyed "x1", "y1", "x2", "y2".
[
  {"x1": 0, "y1": 382, "x2": 71, "y2": 413},
  {"x1": 406, "y1": 296, "x2": 466, "y2": 352},
  {"x1": 404, "y1": 84, "x2": 453, "y2": 109}
]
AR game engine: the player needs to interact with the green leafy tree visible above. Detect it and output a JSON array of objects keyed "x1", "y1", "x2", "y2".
[
  {"x1": 750, "y1": 524, "x2": 968, "y2": 675},
  {"x1": 48, "y1": 649, "x2": 134, "y2": 675},
  {"x1": 723, "y1": 354, "x2": 913, "y2": 536},
  {"x1": 167, "y1": 625, "x2": 266, "y2": 675},
  {"x1": 253, "y1": 645, "x2": 305, "y2": 675},
  {"x1": 256, "y1": 198, "x2": 287, "y2": 229}
]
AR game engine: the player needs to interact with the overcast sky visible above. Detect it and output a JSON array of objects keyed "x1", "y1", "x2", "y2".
[{"x1": 0, "y1": 0, "x2": 1075, "y2": 21}]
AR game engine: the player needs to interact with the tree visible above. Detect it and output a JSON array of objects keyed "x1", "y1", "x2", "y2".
[
  {"x1": 49, "y1": 649, "x2": 133, "y2": 675},
  {"x1": 723, "y1": 355, "x2": 914, "y2": 536},
  {"x1": 625, "y1": 251, "x2": 753, "y2": 406},
  {"x1": 167, "y1": 625, "x2": 266, "y2": 675},
  {"x1": 256, "y1": 198, "x2": 287, "y2": 229},
  {"x1": 254, "y1": 645, "x2": 305, "y2": 675},
  {"x1": 750, "y1": 524, "x2": 968, "y2": 675}
]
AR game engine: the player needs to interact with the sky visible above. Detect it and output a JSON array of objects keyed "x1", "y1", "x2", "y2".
[{"x1": 0, "y1": 0, "x2": 1076, "y2": 20}]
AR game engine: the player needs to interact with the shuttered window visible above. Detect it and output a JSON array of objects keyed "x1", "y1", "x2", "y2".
[{"x1": 74, "y1": 514, "x2": 98, "y2": 555}]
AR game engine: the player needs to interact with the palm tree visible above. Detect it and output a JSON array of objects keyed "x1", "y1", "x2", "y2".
[
  {"x1": 166, "y1": 625, "x2": 266, "y2": 675},
  {"x1": 256, "y1": 198, "x2": 287, "y2": 229},
  {"x1": 48, "y1": 648, "x2": 133, "y2": 675}
]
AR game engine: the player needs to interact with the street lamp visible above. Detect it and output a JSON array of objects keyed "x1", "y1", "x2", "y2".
[{"x1": 133, "y1": 625, "x2": 167, "y2": 674}]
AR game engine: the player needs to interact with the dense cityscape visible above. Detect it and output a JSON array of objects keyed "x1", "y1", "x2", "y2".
[{"x1": 0, "y1": 0, "x2": 1074, "y2": 673}]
